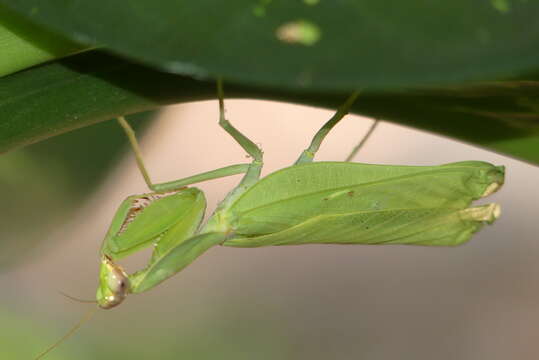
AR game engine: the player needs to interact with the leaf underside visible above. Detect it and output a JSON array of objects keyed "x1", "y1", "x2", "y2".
[
  {"x1": 2, "y1": 1, "x2": 539, "y2": 91},
  {"x1": 0, "y1": 51, "x2": 538, "y2": 165}
]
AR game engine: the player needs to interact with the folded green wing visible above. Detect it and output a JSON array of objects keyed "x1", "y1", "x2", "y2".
[
  {"x1": 226, "y1": 161, "x2": 504, "y2": 236},
  {"x1": 224, "y1": 203, "x2": 500, "y2": 247}
]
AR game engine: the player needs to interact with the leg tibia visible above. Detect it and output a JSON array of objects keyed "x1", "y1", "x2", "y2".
[{"x1": 295, "y1": 91, "x2": 360, "y2": 165}]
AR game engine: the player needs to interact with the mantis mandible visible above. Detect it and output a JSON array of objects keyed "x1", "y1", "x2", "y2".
[
  {"x1": 96, "y1": 79, "x2": 504, "y2": 309},
  {"x1": 36, "y1": 79, "x2": 504, "y2": 359}
]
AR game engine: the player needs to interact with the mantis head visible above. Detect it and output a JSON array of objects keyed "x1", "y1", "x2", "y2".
[{"x1": 96, "y1": 255, "x2": 131, "y2": 309}]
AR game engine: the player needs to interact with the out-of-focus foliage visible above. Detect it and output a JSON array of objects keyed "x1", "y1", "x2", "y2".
[
  {"x1": 0, "y1": 4, "x2": 87, "y2": 77},
  {"x1": 2, "y1": 1, "x2": 539, "y2": 90},
  {"x1": 0, "y1": 52, "x2": 538, "y2": 164},
  {"x1": 0, "y1": 309, "x2": 72, "y2": 359},
  {"x1": 0, "y1": 112, "x2": 153, "y2": 267}
]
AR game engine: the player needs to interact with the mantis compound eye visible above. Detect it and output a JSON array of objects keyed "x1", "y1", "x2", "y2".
[{"x1": 96, "y1": 255, "x2": 131, "y2": 309}]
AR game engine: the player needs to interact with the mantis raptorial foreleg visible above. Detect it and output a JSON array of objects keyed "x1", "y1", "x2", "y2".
[
  {"x1": 106, "y1": 79, "x2": 273, "y2": 297},
  {"x1": 99, "y1": 79, "x2": 268, "y2": 305}
]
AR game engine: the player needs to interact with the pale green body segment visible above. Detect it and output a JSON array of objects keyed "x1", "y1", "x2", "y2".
[
  {"x1": 96, "y1": 81, "x2": 505, "y2": 309},
  {"x1": 220, "y1": 161, "x2": 503, "y2": 237},
  {"x1": 224, "y1": 203, "x2": 499, "y2": 248}
]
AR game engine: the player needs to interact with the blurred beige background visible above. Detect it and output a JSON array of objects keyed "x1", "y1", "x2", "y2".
[{"x1": 2, "y1": 99, "x2": 538, "y2": 359}]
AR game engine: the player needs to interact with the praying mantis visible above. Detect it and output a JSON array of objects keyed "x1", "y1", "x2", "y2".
[
  {"x1": 35, "y1": 79, "x2": 504, "y2": 359},
  {"x1": 96, "y1": 79, "x2": 504, "y2": 309}
]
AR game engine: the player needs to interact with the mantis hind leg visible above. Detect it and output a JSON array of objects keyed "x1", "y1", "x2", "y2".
[{"x1": 295, "y1": 91, "x2": 360, "y2": 165}]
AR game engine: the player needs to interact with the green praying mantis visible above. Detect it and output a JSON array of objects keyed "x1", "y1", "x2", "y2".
[
  {"x1": 36, "y1": 79, "x2": 504, "y2": 359},
  {"x1": 96, "y1": 80, "x2": 504, "y2": 309}
]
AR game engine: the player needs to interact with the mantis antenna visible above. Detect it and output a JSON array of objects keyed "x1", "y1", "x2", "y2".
[
  {"x1": 34, "y1": 307, "x2": 97, "y2": 360},
  {"x1": 58, "y1": 290, "x2": 98, "y2": 304},
  {"x1": 34, "y1": 292, "x2": 97, "y2": 358}
]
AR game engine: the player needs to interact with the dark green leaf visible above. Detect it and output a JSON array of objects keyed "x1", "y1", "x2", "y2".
[
  {"x1": 0, "y1": 4, "x2": 87, "y2": 77},
  {"x1": 0, "y1": 51, "x2": 538, "y2": 164},
  {"x1": 1, "y1": 1, "x2": 539, "y2": 90}
]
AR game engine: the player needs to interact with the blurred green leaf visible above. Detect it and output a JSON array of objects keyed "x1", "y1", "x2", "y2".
[
  {"x1": 0, "y1": 309, "x2": 72, "y2": 359},
  {"x1": 0, "y1": 51, "x2": 538, "y2": 165},
  {"x1": 0, "y1": 149, "x2": 71, "y2": 265},
  {"x1": 0, "y1": 111, "x2": 154, "y2": 267},
  {"x1": 0, "y1": 4, "x2": 87, "y2": 77},
  {"x1": 2, "y1": 1, "x2": 539, "y2": 90},
  {"x1": 23, "y1": 111, "x2": 154, "y2": 200}
]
